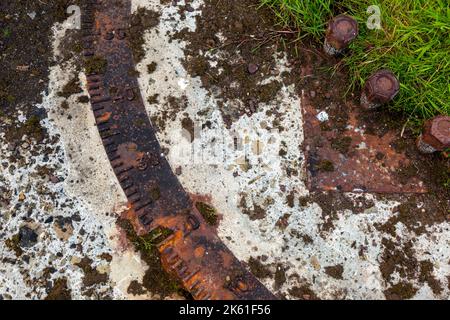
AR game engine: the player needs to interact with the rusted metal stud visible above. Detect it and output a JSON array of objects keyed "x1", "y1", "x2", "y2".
[
  {"x1": 416, "y1": 115, "x2": 450, "y2": 154},
  {"x1": 324, "y1": 15, "x2": 359, "y2": 56},
  {"x1": 360, "y1": 69, "x2": 400, "y2": 110}
]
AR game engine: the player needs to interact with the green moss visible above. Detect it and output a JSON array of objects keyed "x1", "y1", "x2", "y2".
[
  {"x1": 248, "y1": 257, "x2": 272, "y2": 279},
  {"x1": 147, "y1": 94, "x2": 159, "y2": 104},
  {"x1": 128, "y1": 67, "x2": 140, "y2": 77},
  {"x1": 0, "y1": 80, "x2": 14, "y2": 104},
  {"x1": 134, "y1": 118, "x2": 146, "y2": 128},
  {"x1": 72, "y1": 41, "x2": 84, "y2": 54},
  {"x1": 24, "y1": 115, "x2": 44, "y2": 139},
  {"x1": 187, "y1": 56, "x2": 209, "y2": 77},
  {"x1": 116, "y1": 218, "x2": 182, "y2": 298},
  {"x1": 149, "y1": 187, "x2": 161, "y2": 202},
  {"x1": 258, "y1": 81, "x2": 282, "y2": 103},
  {"x1": 77, "y1": 96, "x2": 90, "y2": 104},
  {"x1": 331, "y1": 136, "x2": 352, "y2": 155},
  {"x1": 147, "y1": 62, "x2": 158, "y2": 74},
  {"x1": 45, "y1": 278, "x2": 72, "y2": 300},
  {"x1": 5, "y1": 234, "x2": 22, "y2": 257},
  {"x1": 6, "y1": 95, "x2": 15, "y2": 103},
  {"x1": 195, "y1": 202, "x2": 218, "y2": 225},
  {"x1": 128, "y1": 8, "x2": 161, "y2": 63},
  {"x1": 317, "y1": 160, "x2": 335, "y2": 172},
  {"x1": 396, "y1": 164, "x2": 418, "y2": 184},
  {"x1": 320, "y1": 123, "x2": 332, "y2": 131},
  {"x1": 2, "y1": 28, "x2": 11, "y2": 38},
  {"x1": 85, "y1": 56, "x2": 108, "y2": 75},
  {"x1": 58, "y1": 77, "x2": 82, "y2": 98},
  {"x1": 384, "y1": 282, "x2": 418, "y2": 300},
  {"x1": 429, "y1": 158, "x2": 450, "y2": 191}
]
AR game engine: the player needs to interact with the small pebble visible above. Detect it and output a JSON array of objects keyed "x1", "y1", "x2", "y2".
[
  {"x1": 247, "y1": 63, "x2": 259, "y2": 75},
  {"x1": 18, "y1": 192, "x2": 26, "y2": 202}
]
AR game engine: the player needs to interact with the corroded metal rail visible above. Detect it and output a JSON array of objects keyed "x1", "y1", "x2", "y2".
[{"x1": 81, "y1": 0, "x2": 275, "y2": 300}]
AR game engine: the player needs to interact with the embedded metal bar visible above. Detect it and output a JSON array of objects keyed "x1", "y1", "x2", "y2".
[{"x1": 81, "y1": 0, "x2": 275, "y2": 300}]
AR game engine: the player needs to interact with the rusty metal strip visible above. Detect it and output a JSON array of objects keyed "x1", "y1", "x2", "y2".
[{"x1": 81, "y1": 0, "x2": 275, "y2": 300}]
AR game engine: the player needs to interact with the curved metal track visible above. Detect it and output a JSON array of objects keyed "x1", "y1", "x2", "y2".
[{"x1": 81, "y1": 0, "x2": 275, "y2": 300}]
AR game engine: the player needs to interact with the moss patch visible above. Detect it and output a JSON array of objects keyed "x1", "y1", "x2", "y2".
[
  {"x1": 248, "y1": 257, "x2": 272, "y2": 279},
  {"x1": 85, "y1": 56, "x2": 108, "y2": 75},
  {"x1": 149, "y1": 186, "x2": 161, "y2": 202},
  {"x1": 45, "y1": 278, "x2": 72, "y2": 300},
  {"x1": 384, "y1": 282, "x2": 418, "y2": 300},
  {"x1": 20, "y1": 115, "x2": 45, "y2": 141},
  {"x1": 117, "y1": 218, "x2": 184, "y2": 299},
  {"x1": 288, "y1": 284, "x2": 319, "y2": 300},
  {"x1": 127, "y1": 280, "x2": 147, "y2": 296},
  {"x1": 324, "y1": 264, "x2": 344, "y2": 280},
  {"x1": 5, "y1": 234, "x2": 22, "y2": 257},
  {"x1": 258, "y1": 81, "x2": 282, "y2": 103},
  {"x1": 75, "y1": 257, "x2": 108, "y2": 288},
  {"x1": 331, "y1": 136, "x2": 352, "y2": 155},
  {"x1": 316, "y1": 160, "x2": 334, "y2": 172},
  {"x1": 273, "y1": 264, "x2": 287, "y2": 290},
  {"x1": 128, "y1": 8, "x2": 161, "y2": 63},
  {"x1": 195, "y1": 201, "x2": 218, "y2": 225},
  {"x1": 77, "y1": 95, "x2": 90, "y2": 103},
  {"x1": 58, "y1": 76, "x2": 82, "y2": 98},
  {"x1": 147, "y1": 62, "x2": 158, "y2": 74},
  {"x1": 147, "y1": 94, "x2": 159, "y2": 104}
]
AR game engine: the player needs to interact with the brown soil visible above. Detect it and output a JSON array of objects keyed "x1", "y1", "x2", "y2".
[
  {"x1": 175, "y1": 1, "x2": 289, "y2": 128},
  {"x1": 75, "y1": 257, "x2": 108, "y2": 288},
  {"x1": 288, "y1": 284, "x2": 319, "y2": 300},
  {"x1": 378, "y1": 237, "x2": 443, "y2": 299},
  {"x1": 384, "y1": 282, "x2": 418, "y2": 300},
  {"x1": 274, "y1": 264, "x2": 288, "y2": 290},
  {"x1": 128, "y1": 8, "x2": 160, "y2": 64},
  {"x1": 325, "y1": 264, "x2": 344, "y2": 280},
  {"x1": 239, "y1": 194, "x2": 267, "y2": 221},
  {"x1": 1, "y1": 0, "x2": 83, "y2": 163},
  {"x1": 45, "y1": 278, "x2": 72, "y2": 300},
  {"x1": 247, "y1": 256, "x2": 272, "y2": 279},
  {"x1": 127, "y1": 280, "x2": 147, "y2": 296},
  {"x1": 307, "y1": 191, "x2": 375, "y2": 235}
]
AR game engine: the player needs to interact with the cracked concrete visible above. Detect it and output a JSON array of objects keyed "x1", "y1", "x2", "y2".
[{"x1": 0, "y1": 0, "x2": 449, "y2": 300}]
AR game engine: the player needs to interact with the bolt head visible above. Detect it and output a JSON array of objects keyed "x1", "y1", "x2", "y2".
[
  {"x1": 325, "y1": 15, "x2": 359, "y2": 50},
  {"x1": 422, "y1": 115, "x2": 450, "y2": 151},
  {"x1": 363, "y1": 70, "x2": 400, "y2": 105}
]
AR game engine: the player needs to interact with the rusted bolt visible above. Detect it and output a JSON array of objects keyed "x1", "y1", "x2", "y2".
[
  {"x1": 324, "y1": 15, "x2": 359, "y2": 56},
  {"x1": 360, "y1": 69, "x2": 400, "y2": 110},
  {"x1": 416, "y1": 115, "x2": 450, "y2": 153}
]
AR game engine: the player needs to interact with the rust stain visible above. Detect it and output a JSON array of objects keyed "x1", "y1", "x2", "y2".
[{"x1": 301, "y1": 92, "x2": 427, "y2": 193}]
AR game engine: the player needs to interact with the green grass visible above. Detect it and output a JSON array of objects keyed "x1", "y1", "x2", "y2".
[
  {"x1": 2, "y1": 28, "x2": 11, "y2": 38},
  {"x1": 261, "y1": 0, "x2": 450, "y2": 125}
]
